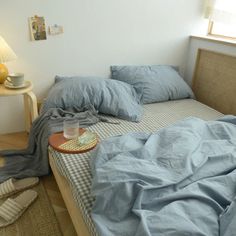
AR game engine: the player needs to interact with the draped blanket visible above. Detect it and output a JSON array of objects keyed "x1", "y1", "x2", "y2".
[
  {"x1": 0, "y1": 105, "x2": 101, "y2": 183},
  {"x1": 90, "y1": 116, "x2": 236, "y2": 236}
]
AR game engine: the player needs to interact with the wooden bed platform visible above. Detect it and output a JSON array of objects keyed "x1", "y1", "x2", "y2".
[
  {"x1": 49, "y1": 153, "x2": 90, "y2": 236},
  {"x1": 49, "y1": 49, "x2": 236, "y2": 235}
]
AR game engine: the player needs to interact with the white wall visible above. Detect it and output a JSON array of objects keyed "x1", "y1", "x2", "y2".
[
  {"x1": 0, "y1": 0, "x2": 205, "y2": 134},
  {"x1": 185, "y1": 37, "x2": 236, "y2": 85}
]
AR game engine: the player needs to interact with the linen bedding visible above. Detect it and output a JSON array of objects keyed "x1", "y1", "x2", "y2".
[
  {"x1": 42, "y1": 76, "x2": 143, "y2": 122},
  {"x1": 0, "y1": 74, "x2": 143, "y2": 182},
  {"x1": 49, "y1": 99, "x2": 223, "y2": 236},
  {"x1": 111, "y1": 65, "x2": 194, "y2": 104},
  {"x1": 0, "y1": 105, "x2": 101, "y2": 183},
  {"x1": 91, "y1": 116, "x2": 236, "y2": 236}
]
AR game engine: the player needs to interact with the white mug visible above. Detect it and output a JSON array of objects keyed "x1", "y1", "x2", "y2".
[{"x1": 7, "y1": 73, "x2": 24, "y2": 87}]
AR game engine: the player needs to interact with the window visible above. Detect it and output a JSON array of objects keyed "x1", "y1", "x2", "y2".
[
  {"x1": 208, "y1": 21, "x2": 236, "y2": 39},
  {"x1": 206, "y1": 0, "x2": 236, "y2": 39}
]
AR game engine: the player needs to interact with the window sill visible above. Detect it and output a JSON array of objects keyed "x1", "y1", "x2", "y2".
[{"x1": 190, "y1": 35, "x2": 236, "y2": 47}]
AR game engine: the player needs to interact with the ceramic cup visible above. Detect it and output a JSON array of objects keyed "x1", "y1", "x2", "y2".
[{"x1": 7, "y1": 73, "x2": 24, "y2": 87}]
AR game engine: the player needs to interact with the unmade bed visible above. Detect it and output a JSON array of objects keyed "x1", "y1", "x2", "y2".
[
  {"x1": 46, "y1": 49, "x2": 236, "y2": 235},
  {"x1": 49, "y1": 99, "x2": 223, "y2": 236}
]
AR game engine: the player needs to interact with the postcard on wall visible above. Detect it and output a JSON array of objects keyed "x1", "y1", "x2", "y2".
[{"x1": 29, "y1": 16, "x2": 47, "y2": 41}]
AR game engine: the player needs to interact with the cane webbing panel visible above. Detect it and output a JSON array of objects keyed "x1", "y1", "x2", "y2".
[{"x1": 192, "y1": 49, "x2": 236, "y2": 115}]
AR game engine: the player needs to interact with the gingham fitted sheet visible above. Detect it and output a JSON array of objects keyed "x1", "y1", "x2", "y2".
[{"x1": 49, "y1": 99, "x2": 223, "y2": 236}]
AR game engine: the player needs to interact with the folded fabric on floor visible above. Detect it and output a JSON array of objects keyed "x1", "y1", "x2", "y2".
[
  {"x1": 90, "y1": 116, "x2": 236, "y2": 236},
  {"x1": 0, "y1": 105, "x2": 101, "y2": 183}
]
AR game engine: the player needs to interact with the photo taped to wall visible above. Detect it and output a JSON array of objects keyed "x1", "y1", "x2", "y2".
[{"x1": 29, "y1": 16, "x2": 47, "y2": 41}]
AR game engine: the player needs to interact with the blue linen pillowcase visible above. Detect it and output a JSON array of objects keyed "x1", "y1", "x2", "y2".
[
  {"x1": 42, "y1": 76, "x2": 143, "y2": 122},
  {"x1": 111, "y1": 65, "x2": 194, "y2": 104}
]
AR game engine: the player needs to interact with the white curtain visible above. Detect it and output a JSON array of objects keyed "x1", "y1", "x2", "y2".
[{"x1": 205, "y1": 0, "x2": 236, "y2": 24}]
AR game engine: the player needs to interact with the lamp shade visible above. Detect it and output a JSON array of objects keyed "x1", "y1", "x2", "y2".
[{"x1": 0, "y1": 36, "x2": 17, "y2": 64}]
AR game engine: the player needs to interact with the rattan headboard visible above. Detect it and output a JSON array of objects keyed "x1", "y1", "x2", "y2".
[{"x1": 192, "y1": 49, "x2": 236, "y2": 115}]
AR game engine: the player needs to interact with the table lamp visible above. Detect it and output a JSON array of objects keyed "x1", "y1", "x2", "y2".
[{"x1": 0, "y1": 36, "x2": 17, "y2": 84}]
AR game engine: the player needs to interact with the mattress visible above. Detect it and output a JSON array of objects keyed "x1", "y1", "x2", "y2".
[{"x1": 49, "y1": 99, "x2": 223, "y2": 236}]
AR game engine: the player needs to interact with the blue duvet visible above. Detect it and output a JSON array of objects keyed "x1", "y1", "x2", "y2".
[{"x1": 90, "y1": 117, "x2": 236, "y2": 236}]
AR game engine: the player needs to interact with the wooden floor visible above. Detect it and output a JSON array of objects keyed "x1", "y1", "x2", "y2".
[{"x1": 0, "y1": 132, "x2": 77, "y2": 236}]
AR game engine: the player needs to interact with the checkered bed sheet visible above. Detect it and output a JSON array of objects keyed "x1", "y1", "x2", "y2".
[{"x1": 49, "y1": 99, "x2": 223, "y2": 236}]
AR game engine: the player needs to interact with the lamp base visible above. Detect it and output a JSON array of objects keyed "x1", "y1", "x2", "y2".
[{"x1": 0, "y1": 64, "x2": 9, "y2": 84}]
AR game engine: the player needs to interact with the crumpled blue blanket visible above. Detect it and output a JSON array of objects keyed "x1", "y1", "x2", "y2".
[
  {"x1": 90, "y1": 116, "x2": 236, "y2": 236},
  {"x1": 0, "y1": 105, "x2": 101, "y2": 183}
]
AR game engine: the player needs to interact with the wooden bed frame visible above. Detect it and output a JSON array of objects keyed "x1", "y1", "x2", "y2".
[
  {"x1": 48, "y1": 49, "x2": 236, "y2": 235},
  {"x1": 49, "y1": 153, "x2": 91, "y2": 236}
]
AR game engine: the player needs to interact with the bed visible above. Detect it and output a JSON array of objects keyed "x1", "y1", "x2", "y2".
[
  {"x1": 47, "y1": 49, "x2": 236, "y2": 235},
  {"x1": 49, "y1": 99, "x2": 223, "y2": 236}
]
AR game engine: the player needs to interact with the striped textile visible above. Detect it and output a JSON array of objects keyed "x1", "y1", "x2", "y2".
[
  {"x1": 49, "y1": 99, "x2": 223, "y2": 236},
  {"x1": 0, "y1": 179, "x2": 15, "y2": 198},
  {"x1": 0, "y1": 198, "x2": 23, "y2": 221}
]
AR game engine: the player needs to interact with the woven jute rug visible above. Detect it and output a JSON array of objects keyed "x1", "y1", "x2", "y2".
[{"x1": 0, "y1": 181, "x2": 62, "y2": 236}]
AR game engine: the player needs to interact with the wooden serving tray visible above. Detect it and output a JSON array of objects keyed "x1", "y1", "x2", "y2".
[{"x1": 49, "y1": 128, "x2": 98, "y2": 154}]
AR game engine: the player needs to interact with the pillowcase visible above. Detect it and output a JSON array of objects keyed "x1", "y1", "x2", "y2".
[
  {"x1": 42, "y1": 76, "x2": 143, "y2": 122},
  {"x1": 111, "y1": 65, "x2": 194, "y2": 104}
]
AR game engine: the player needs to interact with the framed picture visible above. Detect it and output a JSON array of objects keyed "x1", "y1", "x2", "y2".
[{"x1": 29, "y1": 16, "x2": 47, "y2": 41}]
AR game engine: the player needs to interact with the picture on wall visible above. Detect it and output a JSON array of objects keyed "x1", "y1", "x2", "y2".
[{"x1": 29, "y1": 16, "x2": 47, "y2": 41}]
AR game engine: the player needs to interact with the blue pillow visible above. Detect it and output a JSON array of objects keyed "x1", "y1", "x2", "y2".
[
  {"x1": 111, "y1": 65, "x2": 194, "y2": 104},
  {"x1": 42, "y1": 76, "x2": 143, "y2": 122}
]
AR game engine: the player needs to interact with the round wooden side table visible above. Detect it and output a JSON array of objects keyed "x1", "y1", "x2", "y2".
[
  {"x1": 49, "y1": 128, "x2": 99, "y2": 154},
  {"x1": 0, "y1": 81, "x2": 38, "y2": 132}
]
